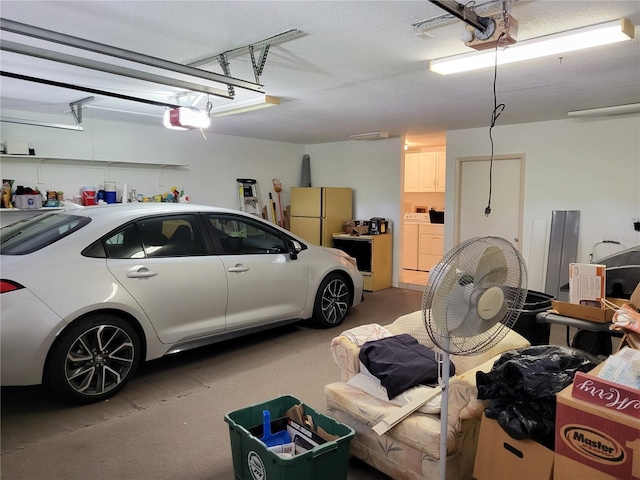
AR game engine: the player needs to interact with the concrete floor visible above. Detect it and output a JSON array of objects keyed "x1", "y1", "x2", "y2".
[
  {"x1": 2, "y1": 288, "x2": 423, "y2": 480},
  {"x1": 0, "y1": 285, "x2": 612, "y2": 480}
]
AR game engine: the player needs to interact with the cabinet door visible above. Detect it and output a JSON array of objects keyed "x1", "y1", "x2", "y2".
[
  {"x1": 402, "y1": 223, "x2": 419, "y2": 270},
  {"x1": 418, "y1": 152, "x2": 437, "y2": 192},
  {"x1": 436, "y1": 151, "x2": 446, "y2": 192},
  {"x1": 418, "y1": 225, "x2": 444, "y2": 271},
  {"x1": 404, "y1": 153, "x2": 420, "y2": 192}
]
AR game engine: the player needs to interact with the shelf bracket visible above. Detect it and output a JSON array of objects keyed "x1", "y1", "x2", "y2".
[
  {"x1": 217, "y1": 53, "x2": 235, "y2": 98},
  {"x1": 249, "y1": 44, "x2": 270, "y2": 84},
  {"x1": 69, "y1": 96, "x2": 95, "y2": 125},
  {"x1": 189, "y1": 29, "x2": 306, "y2": 86}
]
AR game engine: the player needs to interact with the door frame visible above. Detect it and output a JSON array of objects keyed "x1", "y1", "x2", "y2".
[{"x1": 454, "y1": 153, "x2": 526, "y2": 251}]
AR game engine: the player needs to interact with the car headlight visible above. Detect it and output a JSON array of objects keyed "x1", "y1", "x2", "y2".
[{"x1": 345, "y1": 255, "x2": 358, "y2": 269}]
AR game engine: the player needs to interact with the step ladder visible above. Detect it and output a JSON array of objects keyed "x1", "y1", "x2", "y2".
[{"x1": 237, "y1": 178, "x2": 262, "y2": 216}]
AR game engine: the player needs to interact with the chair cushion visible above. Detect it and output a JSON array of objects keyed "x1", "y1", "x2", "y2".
[
  {"x1": 347, "y1": 365, "x2": 442, "y2": 414},
  {"x1": 325, "y1": 381, "x2": 454, "y2": 459}
]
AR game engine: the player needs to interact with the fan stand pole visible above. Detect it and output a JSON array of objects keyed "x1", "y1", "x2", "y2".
[{"x1": 439, "y1": 344, "x2": 451, "y2": 480}]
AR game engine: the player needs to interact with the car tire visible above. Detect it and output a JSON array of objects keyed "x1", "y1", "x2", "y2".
[
  {"x1": 312, "y1": 272, "x2": 352, "y2": 328},
  {"x1": 45, "y1": 314, "x2": 141, "y2": 404}
]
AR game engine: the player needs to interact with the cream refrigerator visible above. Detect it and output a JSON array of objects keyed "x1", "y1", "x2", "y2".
[{"x1": 289, "y1": 187, "x2": 353, "y2": 246}]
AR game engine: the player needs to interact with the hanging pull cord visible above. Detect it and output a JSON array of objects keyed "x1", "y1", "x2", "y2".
[{"x1": 485, "y1": 32, "x2": 507, "y2": 217}]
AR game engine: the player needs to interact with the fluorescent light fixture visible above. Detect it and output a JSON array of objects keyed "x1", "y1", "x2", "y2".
[
  {"x1": 430, "y1": 18, "x2": 635, "y2": 75},
  {"x1": 568, "y1": 103, "x2": 640, "y2": 118},
  {"x1": 210, "y1": 95, "x2": 280, "y2": 117},
  {"x1": 349, "y1": 132, "x2": 390, "y2": 141},
  {"x1": 163, "y1": 107, "x2": 210, "y2": 130}
]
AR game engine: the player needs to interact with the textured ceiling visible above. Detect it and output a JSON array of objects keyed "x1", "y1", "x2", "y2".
[{"x1": 0, "y1": 1, "x2": 639, "y2": 146}]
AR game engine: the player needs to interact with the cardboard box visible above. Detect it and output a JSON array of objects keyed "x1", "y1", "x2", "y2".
[
  {"x1": 571, "y1": 359, "x2": 640, "y2": 418},
  {"x1": 569, "y1": 263, "x2": 606, "y2": 305},
  {"x1": 473, "y1": 414, "x2": 554, "y2": 480},
  {"x1": 551, "y1": 281, "x2": 639, "y2": 324},
  {"x1": 554, "y1": 366, "x2": 640, "y2": 480},
  {"x1": 551, "y1": 299, "x2": 623, "y2": 323}
]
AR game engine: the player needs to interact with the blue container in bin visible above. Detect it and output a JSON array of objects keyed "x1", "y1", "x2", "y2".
[{"x1": 224, "y1": 395, "x2": 355, "y2": 480}]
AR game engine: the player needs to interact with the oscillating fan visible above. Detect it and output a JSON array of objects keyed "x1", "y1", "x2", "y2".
[{"x1": 421, "y1": 236, "x2": 528, "y2": 480}]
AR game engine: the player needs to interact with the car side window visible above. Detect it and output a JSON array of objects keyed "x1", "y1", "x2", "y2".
[
  {"x1": 137, "y1": 215, "x2": 205, "y2": 257},
  {"x1": 206, "y1": 214, "x2": 288, "y2": 255},
  {"x1": 103, "y1": 215, "x2": 205, "y2": 259},
  {"x1": 104, "y1": 224, "x2": 145, "y2": 259}
]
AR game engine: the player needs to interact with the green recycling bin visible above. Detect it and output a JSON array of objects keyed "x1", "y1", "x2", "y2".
[{"x1": 225, "y1": 395, "x2": 354, "y2": 480}]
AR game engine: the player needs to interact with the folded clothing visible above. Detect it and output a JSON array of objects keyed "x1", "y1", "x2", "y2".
[
  {"x1": 347, "y1": 364, "x2": 442, "y2": 414},
  {"x1": 359, "y1": 333, "x2": 455, "y2": 399}
]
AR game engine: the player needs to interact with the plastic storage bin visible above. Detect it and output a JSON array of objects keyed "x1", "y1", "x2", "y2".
[
  {"x1": 512, "y1": 290, "x2": 554, "y2": 345},
  {"x1": 225, "y1": 395, "x2": 355, "y2": 480}
]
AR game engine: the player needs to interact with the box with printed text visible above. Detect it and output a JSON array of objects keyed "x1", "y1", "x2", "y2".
[
  {"x1": 569, "y1": 263, "x2": 606, "y2": 305},
  {"x1": 554, "y1": 363, "x2": 640, "y2": 480}
]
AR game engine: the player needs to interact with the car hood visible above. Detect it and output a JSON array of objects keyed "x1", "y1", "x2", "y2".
[{"x1": 321, "y1": 246, "x2": 351, "y2": 259}]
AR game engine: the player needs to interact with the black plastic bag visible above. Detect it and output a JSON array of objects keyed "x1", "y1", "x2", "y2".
[{"x1": 476, "y1": 345, "x2": 600, "y2": 449}]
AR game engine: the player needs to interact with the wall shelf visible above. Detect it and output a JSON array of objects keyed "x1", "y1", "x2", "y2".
[
  {"x1": 2, "y1": 207, "x2": 64, "y2": 212},
  {"x1": 0, "y1": 154, "x2": 187, "y2": 168}
]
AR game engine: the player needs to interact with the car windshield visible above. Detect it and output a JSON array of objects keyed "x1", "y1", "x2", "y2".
[{"x1": 0, "y1": 213, "x2": 90, "y2": 255}]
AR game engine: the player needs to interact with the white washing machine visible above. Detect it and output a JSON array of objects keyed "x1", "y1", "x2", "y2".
[{"x1": 403, "y1": 213, "x2": 430, "y2": 270}]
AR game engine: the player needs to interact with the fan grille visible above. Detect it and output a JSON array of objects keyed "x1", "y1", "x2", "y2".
[{"x1": 421, "y1": 236, "x2": 528, "y2": 355}]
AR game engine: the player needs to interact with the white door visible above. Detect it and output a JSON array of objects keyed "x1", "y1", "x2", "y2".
[{"x1": 455, "y1": 154, "x2": 525, "y2": 249}]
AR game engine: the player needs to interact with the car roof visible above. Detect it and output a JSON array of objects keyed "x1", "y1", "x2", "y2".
[{"x1": 65, "y1": 203, "x2": 242, "y2": 219}]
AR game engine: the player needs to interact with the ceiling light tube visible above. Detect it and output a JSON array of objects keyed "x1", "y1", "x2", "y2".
[
  {"x1": 568, "y1": 103, "x2": 640, "y2": 117},
  {"x1": 210, "y1": 95, "x2": 280, "y2": 117},
  {"x1": 349, "y1": 132, "x2": 389, "y2": 141},
  {"x1": 430, "y1": 18, "x2": 635, "y2": 75}
]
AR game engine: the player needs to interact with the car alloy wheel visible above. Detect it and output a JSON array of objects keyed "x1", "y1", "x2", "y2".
[
  {"x1": 46, "y1": 314, "x2": 140, "y2": 403},
  {"x1": 312, "y1": 273, "x2": 351, "y2": 328}
]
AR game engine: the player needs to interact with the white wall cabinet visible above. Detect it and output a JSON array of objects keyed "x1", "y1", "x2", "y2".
[
  {"x1": 435, "y1": 150, "x2": 446, "y2": 193},
  {"x1": 418, "y1": 224, "x2": 444, "y2": 271},
  {"x1": 404, "y1": 150, "x2": 445, "y2": 193},
  {"x1": 404, "y1": 152, "x2": 420, "y2": 192}
]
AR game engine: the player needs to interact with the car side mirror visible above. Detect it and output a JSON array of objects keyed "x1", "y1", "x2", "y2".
[{"x1": 288, "y1": 240, "x2": 302, "y2": 260}]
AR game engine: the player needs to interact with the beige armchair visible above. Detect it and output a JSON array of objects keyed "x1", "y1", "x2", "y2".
[{"x1": 324, "y1": 311, "x2": 530, "y2": 480}]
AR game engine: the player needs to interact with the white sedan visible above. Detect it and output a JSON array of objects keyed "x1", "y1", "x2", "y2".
[{"x1": 1, "y1": 203, "x2": 363, "y2": 403}]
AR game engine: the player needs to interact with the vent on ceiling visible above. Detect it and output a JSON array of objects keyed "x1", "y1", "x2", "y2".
[{"x1": 349, "y1": 132, "x2": 389, "y2": 141}]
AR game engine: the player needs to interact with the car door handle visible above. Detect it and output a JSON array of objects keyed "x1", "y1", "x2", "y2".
[
  {"x1": 227, "y1": 264, "x2": 249, "y2": 273},
  {"x1": 126, "y1": 267, "x2": 158, "y2": 279}
]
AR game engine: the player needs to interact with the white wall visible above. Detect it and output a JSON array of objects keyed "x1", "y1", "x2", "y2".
[
  {"x1": 0, "y1": 109, "x2": 305, "y2": 215},
  {"x1": 306, "y1": 137, "x2": 403, "y2": 285},
  {"x1": 445, "y1": 115, "x2": 640, "y2": 291},
  {"x1": 5, "y1": 109, "x2": 637, "y2": 293}
]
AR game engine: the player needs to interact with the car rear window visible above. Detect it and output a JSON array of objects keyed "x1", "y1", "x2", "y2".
[{"x1": 0, "y1": 213, "x2": 90, "y2": 255}]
